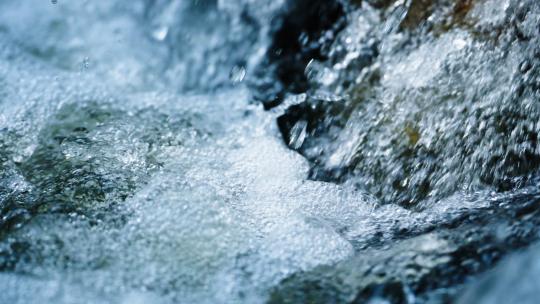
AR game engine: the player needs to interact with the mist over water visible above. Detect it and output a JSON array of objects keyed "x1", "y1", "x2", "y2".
[{"x1": 0, "y1": 0, "x2": 539, "y2": 303}]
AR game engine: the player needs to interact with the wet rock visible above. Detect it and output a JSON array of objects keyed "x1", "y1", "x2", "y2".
[
  {"x1": 270, "y1": 193, "x2": 540, "y2": 303},
  {"x1": 277, "y1": 97, "x2": 350, "y2": 181},
  {"x1": 253, "y1": 0, "x2": 347, "y2": 108},
  {"x1": 275, "y1": 0, "x2": 540, "y2": 206},
  {"x1": 458, "y1": 242, "x2": 540, "y2": 304},
  {"x1": 0, "y1": 100, "x2": 205, "y2": 233},
  {"x1": 399, "y1": 0, "x2": 434, "y2": 30}
]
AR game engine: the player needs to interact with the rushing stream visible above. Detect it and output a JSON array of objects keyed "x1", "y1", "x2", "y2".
[{"x1": 0, "y1": 0, "x2": 539, "y2": 303}]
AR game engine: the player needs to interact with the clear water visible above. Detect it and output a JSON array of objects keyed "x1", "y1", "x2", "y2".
[{"x1": 0, "y1": 0, "x2": 539, "y2": 303}]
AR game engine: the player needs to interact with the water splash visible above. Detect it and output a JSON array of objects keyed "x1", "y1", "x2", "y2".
[{"x1": 0, "y1": 0, "x2": 539, "y2": 303}]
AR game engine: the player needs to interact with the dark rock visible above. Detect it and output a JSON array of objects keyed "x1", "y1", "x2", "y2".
[
  {"x1": 277, "y1": 97, "x2": 351, "y2": 181},
  {"x1": 253, "y1": 0, "x2": 347, "y2": 108},
  {"x1": 271, "y1": 0, "x2": 540, "y2": 207},
  {"x1": 270, "y1": 193, "x2": 540, "y2": 303}
]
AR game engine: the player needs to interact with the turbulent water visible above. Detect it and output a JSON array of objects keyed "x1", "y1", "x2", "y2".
[{"x1": 0, "y1": 0, "x2": 539, "y2": 303}]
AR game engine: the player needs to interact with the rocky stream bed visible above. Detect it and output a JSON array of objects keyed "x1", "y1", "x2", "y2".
[{"x1": 1, "y1": 0, "x2": 540, "y2": 303}]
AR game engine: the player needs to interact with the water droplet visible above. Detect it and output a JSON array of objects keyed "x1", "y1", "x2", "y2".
[
  {"x1": 452, "y1": 37, "x2": 468, "y2": 50},
  {"x1": 305, "y1": 59, "x2": 338, "y2": 86},
  {"x1": 288, "y1": 120, "x2": 308, "y2": 150},
  {"x1": 51, "y1": 0, "x2": 58, "y2": 4},
  {"x1": 229, "y1": 66, "x2": 246, "y2": 83},
  {"x1": 80, "y1": 57, "x2": 90, "y2": 71},
  {"x1": 151, "y1": 26, "x2": 169, "y2": 42}
]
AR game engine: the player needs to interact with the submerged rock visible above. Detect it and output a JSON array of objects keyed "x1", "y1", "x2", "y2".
[
  {"x1": 459, "y1": 242, "x2": 540, "y2": 304},
  {"x1": 270, "y1": 192, "x2": 540, "y2": 303}
]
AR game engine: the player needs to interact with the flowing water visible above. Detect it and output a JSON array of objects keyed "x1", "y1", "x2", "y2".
[{"x1": 0, "y1": 0, "x2": 539, "y2": 303}]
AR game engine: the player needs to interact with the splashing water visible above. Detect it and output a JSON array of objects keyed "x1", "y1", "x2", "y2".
[{"x1": 0, "y1": 0, "x2": 540, "y2": 303}]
